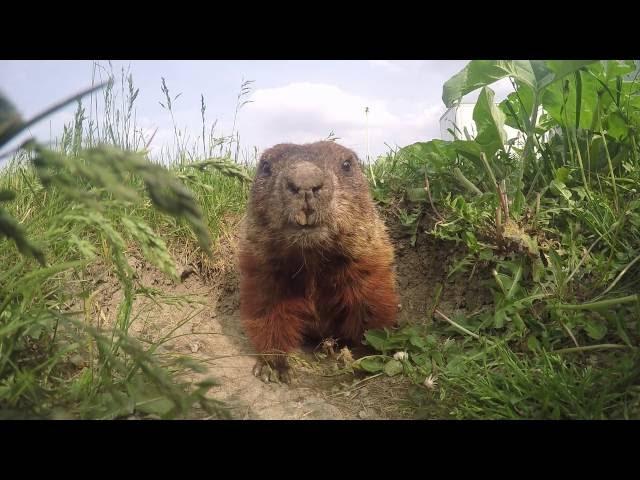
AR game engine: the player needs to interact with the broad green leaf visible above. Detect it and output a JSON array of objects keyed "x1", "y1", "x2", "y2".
[
  {"x1": 555, "y1": 167, "x2": 570, "y2": 183},
  {"x1": 399, "y1": 139, "x2": 449, "y2": 158},
  {"x1": 409, "y1": 335, "x2": 428, "y2": 351},
  {"x1": 542, "y1": 72, "x2": 598, "y2": 129},
  {"x1": 442, "y1": 60, "x2": 597, "y2": 108},
  {"x1": 628, "y1": 90, "x2": 640, "y2": 109},
  {"x1": 451, "y1": 139, "x2": 483, "y2": 160},
  {"x1": 603, "y1": 60, "x2": 637, "y2": 79},
  {"x1": 386, "y1": 334, "x2": 412, "y2": 350},
  {"x1": 399, "y1": 139, "x2": 482, "y2": 169},
  {"x1": 587, "y1": 135, "x2": 609, "y2": 171},
  {"x1": 473, "y1": 87, "x2": 507, "y2": 156},
  {"x1": 363, "y1": 330, "x2": 388, "y2": 352},
  {"x1": 399, "y1": 140, "x2": 455, "y2": 171},
  {"x1": 383, "y1": 359, "x2": 404, "y2": 376},
  {"x1": 443, "y1": 60, "x2": 537, "y2": 108},
  {"x1": 499, "y1": 82, "x2": 535, "y2": 132},
  {"x1": 354, "y1": 355, "x2": 387, "y2": 373},
  {"x1": 542, "y1": 60, "x2": 599, "y2": 90},
  {"x1": 606, "y1": 111, "x2": 629, "y2": 140},
  {"x1": 414, "y1": 355, "x2": 432, "y2": 375}
]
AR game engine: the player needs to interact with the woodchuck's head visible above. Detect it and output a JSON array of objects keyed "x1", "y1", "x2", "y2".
[{"x1": 246, "y1": 141, "x2": 376, "y2": 251}]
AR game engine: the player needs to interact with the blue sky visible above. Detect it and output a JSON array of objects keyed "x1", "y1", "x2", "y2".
[{"x1": 0, "y1": 60, "x2": 514, "y2": 162}]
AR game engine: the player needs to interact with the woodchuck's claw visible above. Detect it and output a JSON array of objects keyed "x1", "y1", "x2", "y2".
[
  {"x1": 252, "y1": 358, "x2": 291, "y2": 384},
  {"x1": 276, "y1": 367, "x2": 292, "y2": 384}
]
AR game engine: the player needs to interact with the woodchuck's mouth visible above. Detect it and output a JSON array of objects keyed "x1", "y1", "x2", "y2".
[
  {"x1": 294, "y1": 223, "x2": 319, "y2": 230},
  {"x1": 287, "y1": 220, "x2": 323, "y2": 234}
]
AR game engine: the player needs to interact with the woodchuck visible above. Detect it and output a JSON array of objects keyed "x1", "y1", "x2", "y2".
[{"x1": 238, "y1": 141, "x2": 399, "y2": 383}]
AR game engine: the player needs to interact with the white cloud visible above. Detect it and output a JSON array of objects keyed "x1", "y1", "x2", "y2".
[
  {"x1": 248, "y1": 82, "x2": 394, "y2": 128},
  {"x1": 368, "y1": 60, "x2": 403, "y2": 73},
  {"x1": 241, "y1": 82, "x2": 444, "y2": 161}
]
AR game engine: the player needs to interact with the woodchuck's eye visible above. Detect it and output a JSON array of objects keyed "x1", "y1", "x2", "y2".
[
  {"x1": 260, "y1": 160, "x2": 272, "y2": 176},
  {"x1": 341, "y1": 159, "x2": 352, "y2": 172}
]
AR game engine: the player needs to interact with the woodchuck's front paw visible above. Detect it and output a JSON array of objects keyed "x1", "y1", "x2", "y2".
[{"x1": 252, "y1": 356, "x2": 292, "y2": 384}]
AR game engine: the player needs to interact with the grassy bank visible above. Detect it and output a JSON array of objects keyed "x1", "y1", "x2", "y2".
[
  {"x1": 0, "y1": 67, "x2": 251, "y2": 419},
  {"x1": 360, "y1": 60, "x2": 640, "y2": 419}
]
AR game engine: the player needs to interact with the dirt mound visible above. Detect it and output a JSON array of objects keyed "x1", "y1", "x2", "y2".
[{"x1": 388, "y1": 218, "x2": 493, "y2": 325}]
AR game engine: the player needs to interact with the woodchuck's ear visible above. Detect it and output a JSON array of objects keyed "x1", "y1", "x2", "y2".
[
  {"x1": 257, "y1": 151, "x2": 275, "y2": 177},
  {"x1": 258, "y1": 159, "x2": 272, "y2": 177},
  {"x1": 340, "y1": 153, "x2": 357, "y2": 175}
]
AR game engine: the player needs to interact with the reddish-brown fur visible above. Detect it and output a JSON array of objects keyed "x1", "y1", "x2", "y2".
[{"x1": 238, "y1": 141, "x2": 398, "y2": 377}]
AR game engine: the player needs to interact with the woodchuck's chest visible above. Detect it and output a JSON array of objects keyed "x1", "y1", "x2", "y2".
[{"x1": 279, "y1": 257, "x2": 356, "y2": 334}]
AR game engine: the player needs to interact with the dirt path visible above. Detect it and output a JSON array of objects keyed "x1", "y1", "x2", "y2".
[{"x1": 92, "y1": 219, "x2": 490, "y2": 419}]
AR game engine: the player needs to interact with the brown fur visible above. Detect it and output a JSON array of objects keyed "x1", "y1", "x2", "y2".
[{"x1": 238, "y1": 141, "x2": 398, "y2": 377}]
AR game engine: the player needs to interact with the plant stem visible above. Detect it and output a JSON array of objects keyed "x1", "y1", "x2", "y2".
[
  {"x1": 556, "y1": 294, "x2": 639, "y2": 311},
  {"x1": 553, "y1": 344, "x2": 631, "y2": 354},
  {"x1": 434, "y1": 308, "x2": 491, "y2": 343}
]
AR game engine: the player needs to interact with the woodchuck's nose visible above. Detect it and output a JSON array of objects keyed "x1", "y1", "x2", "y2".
[
  {"x1": 284, "y1": 161, "x2": 328, "y2": 227},
  {"x1": 284, "y1": 161, "x2": 326, "y2": 198}
]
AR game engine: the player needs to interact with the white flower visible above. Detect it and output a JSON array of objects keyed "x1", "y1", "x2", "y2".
[
  {"x1": 393, "y1": 351, "x2": 409, "y2": 361},
  {"x1": 423, "y1": 374, "x2": 438, "y2": 390},
  {"x1": 337, "y1": 347, "x2": 354, "y2": 366}
]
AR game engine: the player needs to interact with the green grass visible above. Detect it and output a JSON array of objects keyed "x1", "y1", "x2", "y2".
[
  {"x1": 0, "y1": 65, "x2": 251, "y2": 419},
  {"x1": 0, "y1": 155, "x2": 243, "y2": 418},
  {"x1": 362, "y1": 60, "x2": 640, "y2": 419}
]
